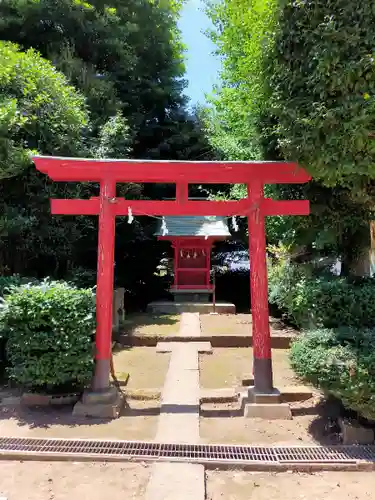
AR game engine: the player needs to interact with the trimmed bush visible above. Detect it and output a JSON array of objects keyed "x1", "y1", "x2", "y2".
[
  {"x1": 1, "y1": 280, "x2": 95, "y2": 393},
  {"x1": 0, "y1": 275, "x2": 36, "y2": 375},
  {"x1": 290, "y1": 328, "x2": 375, "y2": 421},
  {"x1": 268, "y1": 259, "x2": 375, "y2": 328},
  {"x1": 0, "y1": 275, "x2": 38, "y2": 297}
]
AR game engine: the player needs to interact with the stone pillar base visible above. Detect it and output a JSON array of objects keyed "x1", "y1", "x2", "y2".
[
  {"x1": 247, "y1": 387, "x2": 281, "y2": 404},
  {"x1": 73, "y1": 386, "x2": 124, "y2": 419},
  {"x1": 243, "y1": 402, "x2": 292, "y2": 420},
  {"x1": 241, "y1": 387, "x2": 292, "y2": 420}
]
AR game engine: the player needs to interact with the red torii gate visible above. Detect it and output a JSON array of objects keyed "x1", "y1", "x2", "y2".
[{"x1": 33, "y1": 156, "x2": 310, "y2": 398}]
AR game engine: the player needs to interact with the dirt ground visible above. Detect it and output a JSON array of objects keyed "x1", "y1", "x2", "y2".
[
  {"x1": 1, "y1": 464, "x2": 374, "y2": 500},
  {"x1": 206, "y1": 470, "x2": 375, "y2": 500},
  {"x1": 122, "y1": 313, "x2": 180, "y2": 336},
  {"x1": 200, "y1": 314, "x2": 297, "y2": 337},
  {"x1": 0, "y1": 461, "x2": 149, "y2": 500},
  {"x1": 199, "y1": 348, "x2": 299, "y2": 389},
  {"x1": 199, "y1": 347, "x2": 331, "y2": 446},
  {"x1": 0, "y1": 399, "x2": 159, "y2": 441},
  {"x1": 200, "y1": 410, "x2": 333, "y2": 446},
  {"x1": 113, "y1": 347, "x2": 170, "y2": 389}
]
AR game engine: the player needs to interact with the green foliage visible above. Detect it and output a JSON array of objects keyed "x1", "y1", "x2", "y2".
[
  {"x1": 267, "y1": 0, "x2": 375, "y2": 261},
  {"x1": 0, "y1": 0, "x2": 188, "y2": 157},
  {"x1": 93, "y1": 112, "x2": 131, "y2": 159},
  {"x1": 203, "y1": 0, "x2": 277, "y2": 160},
  {"x1": 271, "y1": 0, "x2": 375, "y2": 188},
  {"x1": 0, "y1": 275, "x2": 38, "y2": 298},
  {"x1": 265, "y1": 183, "x2": 373, "y2": 267},
  {"x1": 0, "y1": 2, "x2": 216, "y2": 308},
  {"x1": 290, "y1": 328, "x2": 375, "y2": 421},
  {"x1": 207, "y1": 0, "x2": 375, "y2": 187},
  {"x1": 206, "y1": 0, "x2": 375, "y2": 270},
  {"x1": 268, "y1": 256, "x2": 375, "y2": 329},
  {"x1": 3, "y1": 281, "x2": 95, "y2": 392},
  {"x1": 0, "y1": 41, "x2": 89, "y2": 179}
]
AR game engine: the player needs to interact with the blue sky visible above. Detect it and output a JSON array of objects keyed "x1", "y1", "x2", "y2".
[{"x1": 178, "y1": 0, "x2": 221, "y2": 106}]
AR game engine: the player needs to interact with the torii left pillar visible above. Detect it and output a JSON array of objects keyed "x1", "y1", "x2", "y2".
[
  {"x1": 77, "y1": 180, "x2": 123, "y2": 417},
  {"x1": 94, "y1": 179, "x2": 116, "y2": 391}
]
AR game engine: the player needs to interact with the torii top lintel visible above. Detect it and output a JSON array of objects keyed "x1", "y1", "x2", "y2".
[{"x1": 33, "y1": 156, "x2": 311, "y2": 184}]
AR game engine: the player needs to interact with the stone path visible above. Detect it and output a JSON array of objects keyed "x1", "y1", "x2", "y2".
[
  {"x1": 178, "y1": 312, "x2": 201, "y2": 337},
  {"x1": 145, "y1": 313, "x2": 209, "y2": 500}
]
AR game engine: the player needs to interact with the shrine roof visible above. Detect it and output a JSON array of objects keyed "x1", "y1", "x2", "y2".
[{"x1": 154, "y1": 216, "x2": 231, "y2": 237}]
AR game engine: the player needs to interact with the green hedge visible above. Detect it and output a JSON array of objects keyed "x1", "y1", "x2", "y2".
[
  {"x1": 290, "y1": 328, "x2": 375, "y2": 421},
  {"x1": 2, "y1": 280, "x2": 95, "y2": 393},
  {"x1": 0, "y1": 275, "x2": 37, "y2": 374},
  {"x1": 0, "y1": 275, "x2": 38, "y2": 297},
  {"x1": 268, "y1": 259, "x2": 375, "y2": 328}
]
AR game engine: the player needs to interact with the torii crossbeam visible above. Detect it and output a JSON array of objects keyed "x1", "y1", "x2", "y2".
[{"x1": 33, "y1": 156, "x2": 311, "y2": 402}]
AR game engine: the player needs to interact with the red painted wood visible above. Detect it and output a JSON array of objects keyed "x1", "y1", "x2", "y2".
[
  {"x1": 174, "y1": 242, "x2": 211, "y2": 289},
  {"x1": 177, "y1": 269, "x2": 207, "y2": 287},
  {"x1": 206, "y1": 245, "x2": 211, "y2": 289},
  {"x1": 50, "y1": 197, "x2": 309, "y2": 217},
  {"x1": 172, "y1": 241, "x2": 179, "y2": 288},
  {"x1": 51, "y1": 198, "x2": 99, "y2": 215},
  {"x1": 159, "y1": 237, "x2": 215, "y2": 246},
  {"x1": 262, "y1": 199, "x2": 310, "y2": 216},
  {"x1": 171, "y1": 284, "x2": 214, "y2": 290},
  {"x1": 178, "y1": 255, "x2": 206, "y2": 269},
  {"x1": 248, "y1": 182, "x2": 272, "y2": 362},
  {"x1": 176, "y1": 183, "x2": 188, "y2": 203},
  {"x1": 116, "y1": 199, "x2": 250, "y2": 216},
  {"x1": 33, "y1": 156, "x2": 311, "y2": 184},
  {"x1": 96, "y1": 180, "x2": 116, "y2": 366}
]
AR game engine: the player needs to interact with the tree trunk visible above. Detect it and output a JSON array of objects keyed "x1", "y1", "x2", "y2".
[{"x1": 348, "y1": 247, "x2": 371, "y2": 277}]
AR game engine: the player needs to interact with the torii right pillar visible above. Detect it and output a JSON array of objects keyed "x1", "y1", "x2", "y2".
[{"x1": 245, "y1": 181, "x2": 293, "y2": 419}]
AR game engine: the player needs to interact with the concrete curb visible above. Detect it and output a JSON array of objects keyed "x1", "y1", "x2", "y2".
[{"x1": 0, "y1": 450, "x2": 373, "y2": 473}]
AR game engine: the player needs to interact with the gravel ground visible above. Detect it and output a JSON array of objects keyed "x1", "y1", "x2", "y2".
[
  {"x1": 122, "y1": 314, "x2": 180, "y2": 336},
  {"x1": 0, "y1": 461, "x2": 150, "y2": 500},
  {"x1": 113, "y1": 347, "x2": 171, "y2": 389},
  {"x1": 200, "y1": 314, "x2": 297, "y2": 337},
  {"x1": 206, "y1": 470, "x2": 375, "y2": 500},
  {"x1": 0, "y1": 400, "x2": 159, "y2": 441},
  {"x1": 199, "y1": 348, "x2": 299, "y2": 389},
  {"x1": 200, "y1": 394, "x2": 337, "y2": 446}
]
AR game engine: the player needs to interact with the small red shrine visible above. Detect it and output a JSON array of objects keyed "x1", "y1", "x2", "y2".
[{"x1": 156, "y1": 215, "x2": 230, "y2": 303}]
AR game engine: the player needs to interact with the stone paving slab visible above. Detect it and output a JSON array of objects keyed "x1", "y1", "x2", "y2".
[
  {"x1": 156, "y1": 412, "x2": 200, "y2": 443},
  {"x1": 179, "y1": 312, "x2": 201, "y2": 337},
  {"x1": 161, "y1": 370, "x2": 200, "y2": 406},
  {"x1": 146, "y1": 313, "x2": 205, "y2": 499}
]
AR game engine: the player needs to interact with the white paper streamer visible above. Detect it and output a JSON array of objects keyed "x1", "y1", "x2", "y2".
[
  {"x1": 161, "y1": 216, "x2": 169, "y2": 236},
  {"x1": 232, "y1": 215, "x2": 239, "y2": 232}
]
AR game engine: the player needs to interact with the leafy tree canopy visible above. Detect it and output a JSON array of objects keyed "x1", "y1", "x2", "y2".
[
  {"x1": 0, "y1": 0, "x2": 188, "y2": 158},
  {"x1": 0, "y1": 41, "x2": 89, "y2": 179},
  {"x1": 205, "y1": 0, "x2": 375, "y2": 273},
  {"x1": 0, "y1": 3, "x2": 218, "y2": 306},
  {"x1": 271, "y1": 0, "x2": 375, "y2": 188}
]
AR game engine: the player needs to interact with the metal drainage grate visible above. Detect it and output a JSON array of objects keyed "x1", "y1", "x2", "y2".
[{"x1": 0, "y1": 437, "x2": 374, "y2": 466}]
